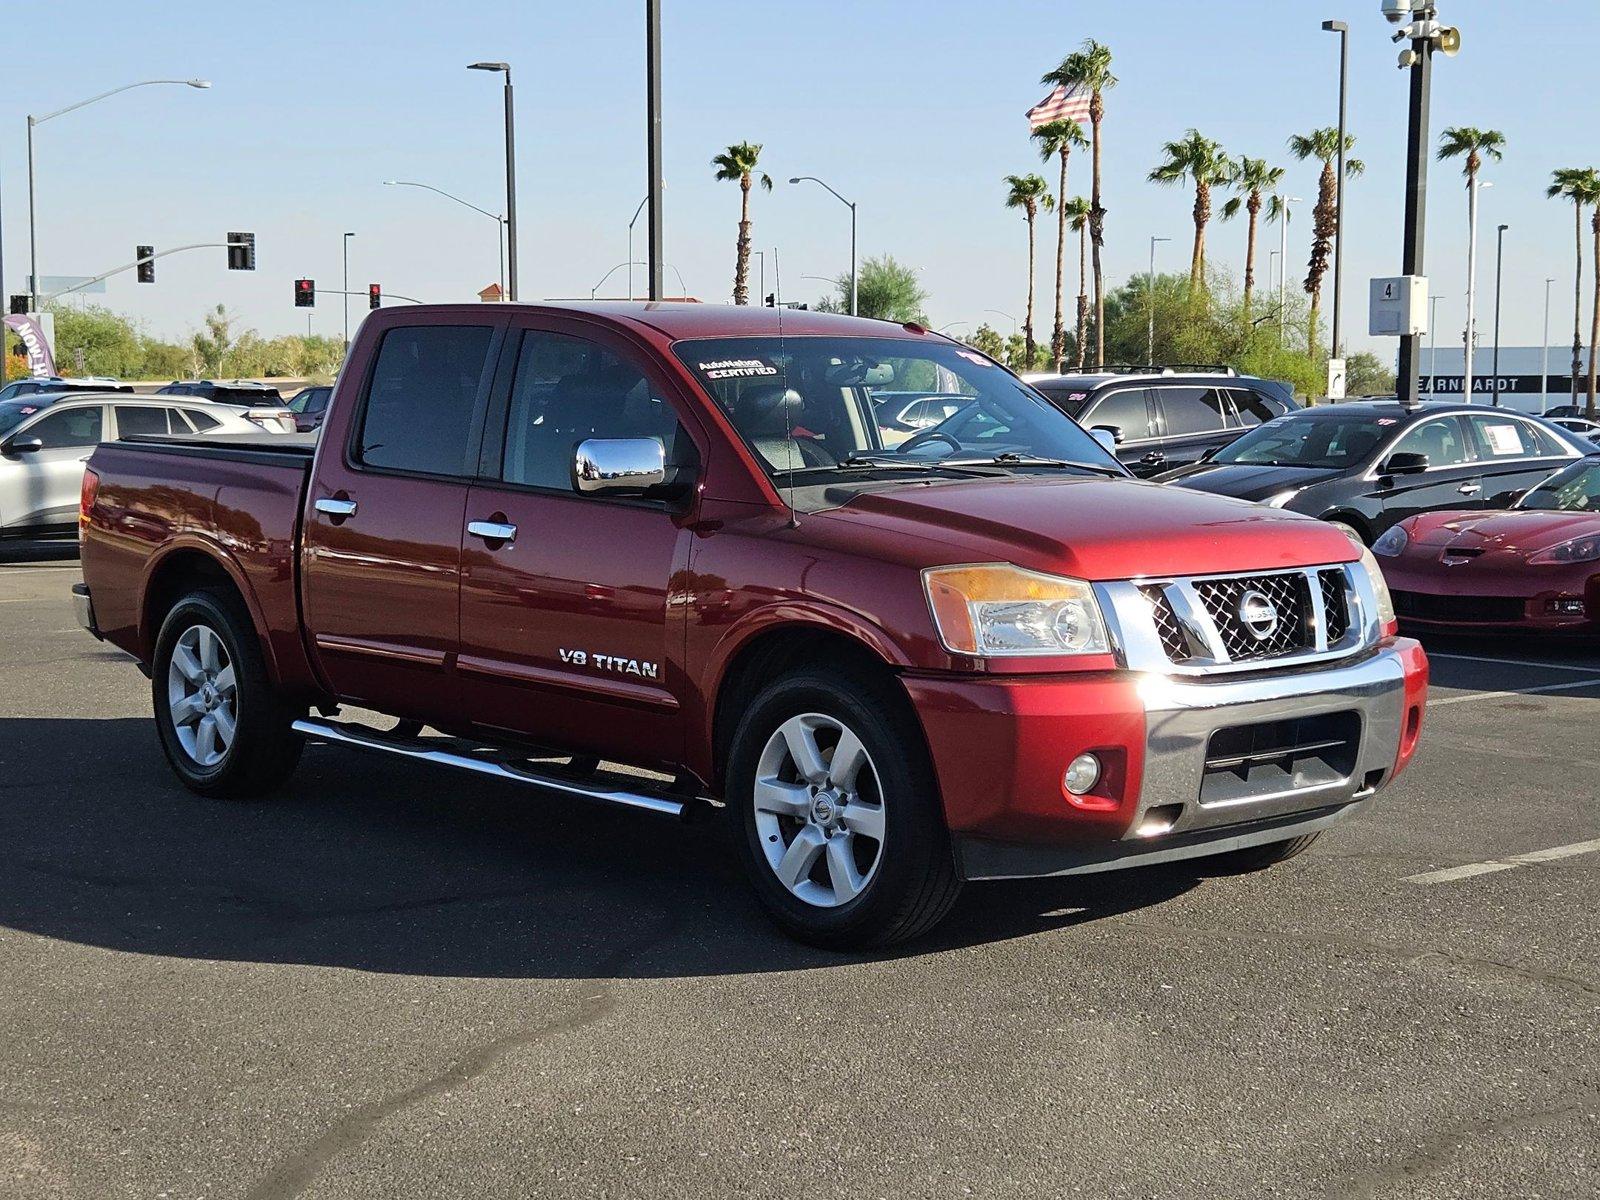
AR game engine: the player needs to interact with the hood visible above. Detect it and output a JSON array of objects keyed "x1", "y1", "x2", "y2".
[
  {"x1": 1160, "y1": 462, "x2": 1342, "y2": 501},
  {"x1": 1407, "y1": 508, "x2": 1600, "y2": 553},
  {"x1": 814, "y1": 475, "x2": 1356, "y2": 581}
]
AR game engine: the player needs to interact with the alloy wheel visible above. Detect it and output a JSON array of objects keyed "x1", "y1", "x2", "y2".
[{"x1": 166, "y1": 624, "x2": 237, "y2": 768}]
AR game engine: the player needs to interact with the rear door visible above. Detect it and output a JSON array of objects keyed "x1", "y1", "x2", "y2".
[
  {"x1": 300, "y1": 318, "x2": 504, "y2": 719},
  {"x1": 1079, "y1": 387, "x2": 1162, "y2": 475},
  {"x1": 1465, "y1": 412, "x2": 1580, "y2": 507},
  {"x1": 1378, "y1": 414, "x2": 1482, "y2": 529},
  {"x1": 1, "y1": 402, "x2": 104, "y2": 533},
  {"x1": 456, "y1": 316, "x2": 701, "y2": 764},
  {"x1": 1151, "y1": 385, "x2": 1234, "y2": 469}
]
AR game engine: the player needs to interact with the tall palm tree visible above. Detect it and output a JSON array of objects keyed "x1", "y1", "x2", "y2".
[
  {"x1": 1148, "y1": 130, "x2": 1235, "y2": 294},
  {"x1": 1288, "y1": 127, "x2": 1364, "y2": 356},
  {"x1": 711, "y1": 142, "x2": 772, "y2": 305},
  {"x1": 1438, "y1": 127, "x2": 1506, "y2": 396},
  {"x1": 1220, "y1": 156, "x2": 1285, "y2": 312},
  {"x1": 1004, "y1": 173, "x2": 1054, "y2": 366},
  {"x1": 1547, "y1": 167, "x2": 1599, "y2": 413},
  {"x1": 1062, "y1": 196, "x2": 1092, "y2": 369},
  {"x1": 1032, "y1": 118, "x2": 1088, "y2": 371},
  {"x1": 1043, "y1": 40, "x2": 1115, "y2": 367}
]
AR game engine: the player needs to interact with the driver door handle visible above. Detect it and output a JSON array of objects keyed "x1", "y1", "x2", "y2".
[
  {"x1": 314, "y1": 497, "x2": 358, "y2": 518},
  {"x1": 467, "y1": 519, "x2": 517, "y2": 543}
]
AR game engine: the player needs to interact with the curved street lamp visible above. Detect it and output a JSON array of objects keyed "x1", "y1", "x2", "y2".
[
  {"x1": 591, "y1": 260, "x2": 686, "y2": 299},
  {"x1": 384, "y1": 180, "x2": 506, "y2": 295},
  {"x1": 27, "y1": 79, "x2": 210, "y2": 313},
  {"x1": 788, "y1": 175, "x2": 857, "y2": 315}
]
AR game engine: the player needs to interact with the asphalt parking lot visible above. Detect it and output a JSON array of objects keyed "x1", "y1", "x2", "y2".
[{"x1": 1, "y1": 546, "x2": 1596, "y2": 1199}]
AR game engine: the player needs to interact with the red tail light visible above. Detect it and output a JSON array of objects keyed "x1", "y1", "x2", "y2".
[{"x1": 79, "y1": 468, "x2": 100, "y2": 539}]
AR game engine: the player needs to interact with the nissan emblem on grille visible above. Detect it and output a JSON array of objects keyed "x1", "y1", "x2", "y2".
[{"x1": 1236, "y1": 589, "x2": 1280, "y2": 641}]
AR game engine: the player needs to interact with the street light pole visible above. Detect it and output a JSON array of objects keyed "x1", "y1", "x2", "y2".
[
  {"x1": 645, "y1": 0, "x2": 664, "y2": 302},
  {"x1": 383, "y1": 180, "x2": 505, "y2": 295},
  {"x1": 1428, "y1": 294, "x2": 1442, "y2": 394},
  {"x1": 469, "y1": 62, "x2": 517, "y2": 301},
  {"x1": 1541, "y1": 276, "x2": 1555, "y2": 413},
  {"x1": 342, "y1": 232, "x2": 354, "y2": 351},
  {"x1": 1491, "y1": 223, "x2": 1507, "y2": 407},
  {"x1": 1393, "y1": 3, "x2": 1437, "y2": 410},
  {"x1": 984, "y1": 309, "x2": 1018, "y2": 336},
  {"x1": 1147, "y1": 236, "x2": 1170, "y2": 365},
  {"x1": 1277, "y1": 197, "x2": 1301, "y2": 345},
  {"x1": 1322, "y1": 20, "x2": 1350, "y2": 359},
  {"x1": 626, "y1": 195, "x2": 648, "y2": 300},
  {"x1": 26, "y1": 78, "x2": 210, "y2": 315},
  {"x1": 1465, "y1": 176, "x2": 1491, "y2": 402},
  {"x1": 789, "y1": 176, "x2": 858, "y2": 315}
]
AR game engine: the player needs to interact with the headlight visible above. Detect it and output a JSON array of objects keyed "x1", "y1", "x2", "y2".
[
  {"x1": 923, "y1": 563, "x2": 1110, "y2": 657},
  {"x1": 1528, "y1": 535, "x2": 1600, "y2": 565},
  {"x1": 1264, "y1": 489, "x2": 1301, "y2": 509},
  {"x1": 1372, "y1": 524, "x2": 1410, "y2": 557},
  {"x1": 1339, "y1": 526, "x2": 1396, "y2": 628}
]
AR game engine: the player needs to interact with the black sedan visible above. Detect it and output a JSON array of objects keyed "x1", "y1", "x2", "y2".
[{"x1": 1157, "y1": 400, "x2": 1592, "y2": 543}]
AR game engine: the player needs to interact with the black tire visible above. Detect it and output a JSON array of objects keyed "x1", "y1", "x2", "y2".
[
  {"x1": 727, "y1": 666, "x2": 961, "y2": 950},
  {"x1": 151, "y1": 588, "x2": 303, "y2": 799},
  {"x1": 1197, "y1": 831, "x2": 1322, "y2": 875}
]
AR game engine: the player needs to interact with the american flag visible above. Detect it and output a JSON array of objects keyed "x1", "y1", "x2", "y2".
[{"x1": 1027, "y1": 82, "x2": 1092, "y2": 130}]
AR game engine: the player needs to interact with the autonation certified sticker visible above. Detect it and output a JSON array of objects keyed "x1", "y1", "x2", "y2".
[{"x1": 698, "y1": 358, "x2": 779, "y2": 380}]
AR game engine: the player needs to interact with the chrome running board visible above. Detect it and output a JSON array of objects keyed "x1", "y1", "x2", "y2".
[{"x1": 292, "y1": 717, "x2": 690, "y2": 818}]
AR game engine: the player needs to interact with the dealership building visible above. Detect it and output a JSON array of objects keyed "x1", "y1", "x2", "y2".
[{"x1": 1411, "y1": 345, "x2": 1596, "y2": 413}]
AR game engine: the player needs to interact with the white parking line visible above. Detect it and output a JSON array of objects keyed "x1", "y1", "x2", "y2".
[
  {"x1": 1430, "y1": 676, "x2": 1600, "y2": 706},
  {"x1": 1426, "y1": 651, "x2": 1600, "y2": 675},
  {"x1": 1403, "y1": 838, "x2": 1600, "y2": 885}
]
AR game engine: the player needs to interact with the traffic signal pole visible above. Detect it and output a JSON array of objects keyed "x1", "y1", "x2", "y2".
[{"x1": 36, "y1": 240, "x2": 254, "y2": 305}]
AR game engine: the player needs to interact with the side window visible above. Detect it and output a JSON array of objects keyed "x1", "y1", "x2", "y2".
[
  {"x1": 356, "y1": 325, "x2": 495, "y2": 476},
  {"x1": 1468, "y1": 415, "x2": 1564, "y2": 460},
  {"x1": 1157, "y1": 387, "x2": 1229, "y2": 436},
  {"x1": 1390, "y1": 417, "x2": 1469, "y2": 468},
  {"x1": 1084, "y1": 389, "x2": 1153, "y2": 441},
  {"x1": 183, "y1": 408, "x2": 221, "y2": 432},
  {"x1": 500, "y1": 329, "x2": 684, "y2": 492},
  {"x1": 28, "y1": 406, "x2": 103, "y2": 448},
  {"x1": 115, "y1": 405, "x2": 171, "y2": 437},
  {"x1": 1229, "y1": 388, "x2": 1280, "y2": 427}
]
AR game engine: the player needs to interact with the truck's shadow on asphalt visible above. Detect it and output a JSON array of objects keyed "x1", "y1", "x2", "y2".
[{"x1": 0, "y1": 716, "x2": 1199, "y2": 977}]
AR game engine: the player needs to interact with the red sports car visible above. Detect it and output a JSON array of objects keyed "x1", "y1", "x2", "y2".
[{"x1": 1375, "y1": 456, "x2": 1600, "y2": 633}]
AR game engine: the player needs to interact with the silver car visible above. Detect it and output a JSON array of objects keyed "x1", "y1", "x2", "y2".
[{"x1": 0, "y1": 393, "x2": 267, "y2": 538}]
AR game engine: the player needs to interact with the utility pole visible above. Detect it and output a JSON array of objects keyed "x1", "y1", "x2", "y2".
[
  {"x1": 1394, "y1": 5, "x2": 1436, "y2": 409},
  {"x1": 646, "y1": 0, "x2": 664, "y2": 301},
  {"x1": 1491, "y1": 223, "x2": 1507, "y2": 406}
]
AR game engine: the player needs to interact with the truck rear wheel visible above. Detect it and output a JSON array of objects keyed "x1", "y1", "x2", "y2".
[
  {"x1": 727, "y1": 667, "x2": 961, "y2": 949},
  {"x1": 151, "y1": 589, "x2": 303, "y2": 799}
]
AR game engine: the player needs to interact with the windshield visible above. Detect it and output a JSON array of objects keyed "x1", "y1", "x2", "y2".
[
  {"x1": 0, "y1": 399, "x2": 49, "y2": 436},
  {"x1": 1519, "y1": 458, "x2": 1600, "y2": 511},
  {"x1": 1215, "y1": 414, "x2": 1389, "y2": 469},
  {"x1": 673, "y1": 335, "x2": 1121, "y2": 480}
]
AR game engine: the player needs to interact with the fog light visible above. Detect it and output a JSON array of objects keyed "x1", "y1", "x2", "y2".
[{"x1": 1063, "y1": 753, "x2": 1101, "y2": 796}]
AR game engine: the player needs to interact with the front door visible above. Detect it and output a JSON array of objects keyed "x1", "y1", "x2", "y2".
[
  {"x1": 3, "y1": 402, "x2": 104, "y2": 534},
  {"x1": 1378, "y1": 414, "x2": 1482, "y2": 531},
  {"x1": 300, "y1": 318, "x2": 503, "y2": 719},
  {"x1": 1081, "y1": 388, "x2": 1163, "y2": 476},
  {"x1": 457, "y1": 319, "x2": 700, "y2": 766},
  {"x1": 1151, "y1": 386, "x2": 1235, "y2": 470}
]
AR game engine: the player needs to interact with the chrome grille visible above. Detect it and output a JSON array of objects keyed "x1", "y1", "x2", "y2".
[
  {"x1": 1192, "y1": 572, "x2": 1314, "y2": 661},
  {"x1": 1319, "y1": 568, "x2": 1350, "y2": 643},
  {"x1": 1141, "y1": 584, "x2": 1190, "y2": 661}
]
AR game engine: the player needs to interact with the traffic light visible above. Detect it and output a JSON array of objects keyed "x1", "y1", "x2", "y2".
[
  {"x1": 764, "y1": 293, "x2": 775, "y2": 307},
  {"x1": 227, "y1": 232, "x2": 256, "y2": 271},
  {"x1": 136, "y1": 246, "x2": 155, "y2": 284},
  {"x1": 294, "y1": 278, "x2": 315, "y2": 308},
  {"x1": 368, "y1": 283, "x2": 381, "y2": 310}
]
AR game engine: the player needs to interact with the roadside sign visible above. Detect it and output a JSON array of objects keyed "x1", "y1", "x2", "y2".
[
  {"x1": 1369, "y1": 275, "x2": 1427, "y2": 336},
  {"x1": 1326, "y1": 357, "x2": 1347, "y2": 401}
]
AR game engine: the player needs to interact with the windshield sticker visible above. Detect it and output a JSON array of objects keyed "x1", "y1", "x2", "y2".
[
  {"x1": 1482, "y1": 422, "x2": 1523, "y2": 455},
  {"x1": 954, "y1": 350, "x2": 993, "y2": 367},
  {"x1": 18, "y1": 406, "x2": 38, "y2": 415},
  {"x1": 698, "y1": 358, "x2": 779, "y2": 381},
  {"x1": 1377, "y1": 418, "x2": 1397, "y2": 425}
]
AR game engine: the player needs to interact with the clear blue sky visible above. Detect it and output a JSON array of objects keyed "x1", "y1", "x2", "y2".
[{"x1": 0, "y1": 0, "x2": 1590, "y2": 360}]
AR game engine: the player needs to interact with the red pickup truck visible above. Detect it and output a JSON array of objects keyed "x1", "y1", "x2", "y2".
[{"x1": 75, "y1": 303, "x2": 1428, "y2": 947}]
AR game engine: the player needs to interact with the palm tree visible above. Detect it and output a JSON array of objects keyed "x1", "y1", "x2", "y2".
[
  {"x1": 1062, "y1": 196, "x2": 1092, "y2": 369},
  {"x1": 1004, "y1": 173, "x2": 1054, "y2": 366},
  {"x1": 1043, "y1": 40, "x2": 1115, "y2": 367},
  {"x1": 1288, "y1": 127, "x2": 1364, "y2": 356},
  {"x1": 1547, "y1": 168, "x2": 1600, "y2": 413},
  {"x1": 1032, "y1": 119, "x2": 1088, "y2": 371},
  {"x1": 1220, "y1": 156, "x2": 1285, "y2": 312},
  {"x1": 1148, "y1": 130, "x2": 1235, "y2": 294},
  {"x1": 711, "y1": 142, "x2": 772, "y2": 305},
  {"x1": 1438, "y1": 127, "x2": 1506, "y2": 396}
]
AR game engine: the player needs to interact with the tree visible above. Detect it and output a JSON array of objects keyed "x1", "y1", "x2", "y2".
[
  {"x1": 191, "y1": 304, "x2": 236, "y2": 376},
  {"x1": 711, "y1": 142, "x2": 772, "y2": 305},
  {"x1": 815, "y1": 255, "x2": 927, "y2": 323},
  {"x1": 1031, "y1": 118, "x2": 1088, "y2": 371},
  {"x1": 1004, "y1": 173, "x2": 1053, "y2": 365},
  {"x1": 45, "y1": 303, "x2": 144, "y2": 378},
  {"x1": 1548, "y1": 168, "x2": 1600, "y2": 416},
  {"x1": 1149, "y1": 130, "x2": 1235, "y2": 294},
  {"x1": 1220, "y1": 156, "x2": 1285, "y2": 312},
  {"x1": 1042, "y1": 40, "x2": 1115, "y2": 368},
  {"x1": 1061, "y1": 196, "x2": 1093, "y2": 368},
  {"x1": 1345, "y1": 351, "x2": 1396, "y2": 397},
  {"x1": 1288, "y1": 127, "x2": 1363, "y2": 357},
  {"x1": 967, "y1": 323, "x2": 1007, "y2": 364}
]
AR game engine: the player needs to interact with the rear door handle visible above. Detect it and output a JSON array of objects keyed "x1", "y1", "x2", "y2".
[
  {"x1": 314, "y1": 497, "x2": 358, "y2": 517},
  {"x1": 467, "y1": 519, "x2": 517, "y2": 543}
]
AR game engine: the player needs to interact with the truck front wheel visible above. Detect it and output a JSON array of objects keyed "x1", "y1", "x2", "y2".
[
  {"x1": 151, "y1": 589, "x2": 303, "y2": 799},
  {"x1": 1198, "y1": 831, "x2": 1322, "y2": 874},
  {"x1": 727, "y1": 667, "x2": 961, "y2": 949}
]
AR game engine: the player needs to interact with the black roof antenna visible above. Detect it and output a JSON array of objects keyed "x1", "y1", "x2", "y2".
[{"x1": 775, "y1": 247, "x2": 799, "y2": 528}]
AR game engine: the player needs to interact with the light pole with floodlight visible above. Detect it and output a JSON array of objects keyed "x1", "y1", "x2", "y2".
[{"x1": 468, "y1": 62, "x2": 517, "y2": 300}]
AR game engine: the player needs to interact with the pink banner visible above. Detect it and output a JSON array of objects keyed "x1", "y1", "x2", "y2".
[{"x1": 3, "y1": 314, "x2": 55, "y2": 377}]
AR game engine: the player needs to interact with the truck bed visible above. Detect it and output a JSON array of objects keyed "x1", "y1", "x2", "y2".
[{"x1": 116, "y1": 431, "x2": 320, "y2": 465}]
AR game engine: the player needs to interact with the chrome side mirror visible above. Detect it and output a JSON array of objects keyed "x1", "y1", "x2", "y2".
[{"x1": 572, "y1": 437, "x2": 667, "y2": 495}]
